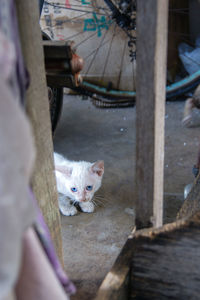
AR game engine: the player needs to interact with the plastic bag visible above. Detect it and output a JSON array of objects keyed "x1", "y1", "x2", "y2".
[{"x1": 179, "y1": 36, "x2": 200, "y2": 75}]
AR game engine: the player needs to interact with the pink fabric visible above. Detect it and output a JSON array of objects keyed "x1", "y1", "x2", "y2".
[
  {"x1": 0, "y1": 72, "x2": 36, "y2": 300},
  {"x1": 34, "y1": 201, "x2": 76, "y2": 295},
  {"x1": 0, "y1": 31, "x2": 16, "y2": 82},
  {"x1": 0, "y1": 0, "x2": 29, "y2": 103},
  {"x1": 15, "y1": 228, "x2": 69, "y2": 300},
  {"x1": 0, "y1": 1, "x2": 75, "y2": 299}
]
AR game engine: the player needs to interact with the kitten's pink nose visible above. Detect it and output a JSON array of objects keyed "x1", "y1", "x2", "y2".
[{"x1": 80, "y1": 198, "x2": 87, "y2": 202}]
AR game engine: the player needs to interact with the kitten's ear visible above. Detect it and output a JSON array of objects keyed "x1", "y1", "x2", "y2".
[
  {"x1": 55, "y1": 165, "x2": 72, "y2": 177},
  {"x1": 91, "y1": 160, "x2": 104, "y2": 177}
]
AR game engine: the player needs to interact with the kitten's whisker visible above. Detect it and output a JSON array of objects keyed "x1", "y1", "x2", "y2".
[
  {"x1": 95, "y1": 195, "x2": 109, "y2": 202},
  {"x1": 93, "y1": 198, "x2": 106, "y2": 207},
  {"x1": 94, "y1": 197, "x2": 106, "y2": 203},
  {"x1": 97, "y1": 198, "x2": 110, "y2": 204},
  {"x1": 94, "y1": 195, "x2": 104, "y2": 199},
  {"x1": 94, "y1": 197, "x2": 107, "y2": 203},
  {"x1": 92, "y1": 200, "x2": 98, "y2": 207},
  {"x1": 96, "y1": 199, "x2": 109, "y2": 204},
  {"x1": 93, "y1": 198, "x2": 103, "y2": 203},
  {"x1": 92, "y1": 199, "x2": 98, "y2": 206},
  {"x1": 92, "y1": 198, "x2": 102, "y2": 206}
]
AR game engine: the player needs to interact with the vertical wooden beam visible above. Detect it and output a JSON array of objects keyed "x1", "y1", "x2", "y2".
[
  {"x1": 135, "y1": 0, "x2": 168, "y2": 228},
  {"x1": 15, "y1": 0, "x2": 63, "y2": 263}
]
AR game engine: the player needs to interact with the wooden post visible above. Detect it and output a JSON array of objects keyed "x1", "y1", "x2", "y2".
[
  {"x1": 135, "y1": 0, "x2": 168, "y2": 228},
  {"x1": 15, "y1": 0, "x2": 63, "y2": 262}
]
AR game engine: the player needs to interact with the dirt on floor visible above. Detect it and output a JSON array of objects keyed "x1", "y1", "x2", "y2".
[{"x1": 53, "y1": 95, "x2": 200, "y2": 300}]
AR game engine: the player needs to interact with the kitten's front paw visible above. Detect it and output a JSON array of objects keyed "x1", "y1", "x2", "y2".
[
  {"x1": 79, "y1": 202, "x2": 94, "y2": 213},
  {"x1": 60, "y1": 205, "x2": 78, "y2": 216}
]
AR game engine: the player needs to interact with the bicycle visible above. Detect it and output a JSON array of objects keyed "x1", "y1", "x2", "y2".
[{"x1": 40, "y1": 0, "x2": 200, "y2": 109}]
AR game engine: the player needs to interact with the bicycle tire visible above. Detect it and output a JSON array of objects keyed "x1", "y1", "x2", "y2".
[
  {"x1": 48, "y1": 87, "x2": 63, "y2": 133},
  {"x1": 166, "y1": 70, "x2": 200, "y2": 100},
  {"x1": 80, "y1": 69, "x2": 200, "y2": 101}
]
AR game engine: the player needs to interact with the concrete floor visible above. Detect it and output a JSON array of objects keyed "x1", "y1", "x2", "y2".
[{"x1": 53, "y1": 95, "x2": 200, "y2": 299}]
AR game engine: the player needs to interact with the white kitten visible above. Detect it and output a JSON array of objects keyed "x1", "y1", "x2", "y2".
[{"x1": 54, "y1": 152, "x2": 104, "y2": 216}]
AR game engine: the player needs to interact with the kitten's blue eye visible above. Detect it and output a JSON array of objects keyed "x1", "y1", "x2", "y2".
[
  {"x1": 86, "y1": 185, "x2": 93, "y2": 191},
  {"x1": 71, "y1": 187, "x2": 77, "y2": 192}
]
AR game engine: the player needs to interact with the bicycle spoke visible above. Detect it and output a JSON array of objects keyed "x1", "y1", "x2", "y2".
[
  {"x1": 85, "y1": 26, "x2": 109, "y2": 76},
  {"x1": 65, "y1": 30, "x2": 87, "y2": 41},
  {"x1": 117, "y1": 38, "x2": 127, "y2": 89},
  {"x1": 101, "y1": 23, "x2": 117, "y2": 82},
  {"x1": 132, "y1": 57, "x2": 134, "y2": 90},
  {"x1": 75, "y1": 31, "x2": 101, "y2": 48},
  {"x1": 84, "y1": 31, "x2": 117, "y2": 61}
]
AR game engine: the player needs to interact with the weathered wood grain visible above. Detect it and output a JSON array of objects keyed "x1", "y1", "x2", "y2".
[
  {"x1": 131, "y1": 213, "x2": 200, "y2": 299},
  {"x1": 136, "y1": 0, "x2": 168, "y2": 228},
  {"x1": 15, "y1": 0, "x2": 63, "y2": 263},
  {"x1": 95, "y1": 229, "x2": 136, "y2": 300},
  {"x1": 96, "y1": 213, "x2": 200, "y2": 300}
]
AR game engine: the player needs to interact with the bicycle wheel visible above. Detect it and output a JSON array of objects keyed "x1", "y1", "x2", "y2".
[
  {"x1": 40, "y1": 1, "x2": 200, "y2": 102},
  {"x1": 40, "y1": 0, "x2": 136, "y2": 99}
]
